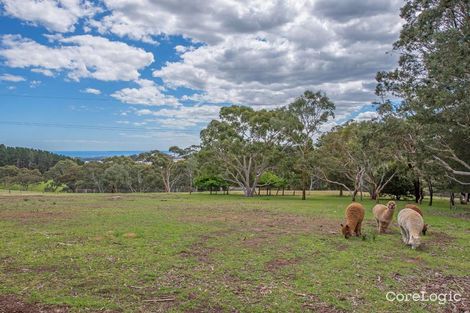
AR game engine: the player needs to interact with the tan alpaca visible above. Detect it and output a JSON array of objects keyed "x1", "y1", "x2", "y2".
[
  {"x1": 398, "y1": 208, "x2": 424, "y2": 249},
  {"x1": 372, "y1": 201, "x2": 396, "y2": 233},
  {"x1": 405, "y1": 204, "x2": 428, "y2": 235},
  {"x1": 341, "y1": 202, "x2": 365, "y2": 239}
]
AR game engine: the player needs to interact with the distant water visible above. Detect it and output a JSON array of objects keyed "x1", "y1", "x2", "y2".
[{"x1": 55, "y1": 151, "x2": 143, "y2": 160}]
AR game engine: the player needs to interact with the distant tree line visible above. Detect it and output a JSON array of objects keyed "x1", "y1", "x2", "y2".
[{"x1": 0, "y1": 144, "x2": 77, "y2": 173}]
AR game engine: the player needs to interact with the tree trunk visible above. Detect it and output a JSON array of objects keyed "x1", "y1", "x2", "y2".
[
  {"x1": 244, "y1": 187, "x2": 255, "y2": 197},
  {"x1": 352, "y1": 189, "x2": 358, "y2": 202},
  {"x1": 450, "y1": 192, "x2": 455, "y2": 208},
  {"x1": 413, "y1": 179, "x2": 420, "y2": 203},
  {"x1": 339, "y1": 186, "x2": 343, "y2": 197},
  {"x1": 302, "y1": 186, "x2": 306, "y2": 200},
  {"x1": 428, "y1": 180, "x2": 433, "y2": 206},
  {"x1": 419, "y1": 187, "x2": 424, "y2": 204},
  {"x1": 370, "y1": 189, "x2": 378, "y2": 200},
  {"x1": 282, "y1": 188, "x2": 285, "y2": 196}
]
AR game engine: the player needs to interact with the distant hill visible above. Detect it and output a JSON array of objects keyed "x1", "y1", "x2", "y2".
[
  {"x1": 0, "y1": 144, "x2": 79, "y2": 173},
  {"x1": 55, "y1": 150, "x2": 144, "y2": 161}
]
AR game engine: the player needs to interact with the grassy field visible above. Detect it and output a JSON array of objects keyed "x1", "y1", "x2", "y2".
[{"x1": 0, "y1": 191, "x2": 469, "y2": 312}]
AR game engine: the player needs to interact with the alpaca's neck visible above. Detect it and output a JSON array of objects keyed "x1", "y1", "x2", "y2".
[{"x1": 383, "y1": 208, "x2": 394, "y2": 220}]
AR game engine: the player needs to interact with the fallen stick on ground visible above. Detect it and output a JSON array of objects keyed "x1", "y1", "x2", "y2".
[{"x1": 143, "y1": 298, "x2": 175, "y2": 302}]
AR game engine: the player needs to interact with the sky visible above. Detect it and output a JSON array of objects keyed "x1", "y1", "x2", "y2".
[{"x1": 0, "y1": 0, "x2": 403, "y2": 151}]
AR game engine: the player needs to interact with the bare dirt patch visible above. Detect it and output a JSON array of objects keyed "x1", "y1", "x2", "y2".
[
  {"x1": 0, "y1": 295, "x2": 69, "y2": 313},
  {"x1": 180, "y1": 209, "x2": 339, "y2": 236},
  {"x1": 265, "y1": 257, "x2": 302, "y2": 272},
  {"x1": 392, "y1": 270, "x2": 470, "y2": 313},
  {"x1": 431, "y1": 231, "x2": 455, "y2": 245},
  {"x1": 178, "y1": 233, "x2": 224, "y2": 263}
]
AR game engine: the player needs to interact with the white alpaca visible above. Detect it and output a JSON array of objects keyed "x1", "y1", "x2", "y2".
[{"x1": 398, "y1": 208, "x2": 424, "y2": 249}]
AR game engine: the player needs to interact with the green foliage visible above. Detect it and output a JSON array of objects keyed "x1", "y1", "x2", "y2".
[
  {"x1": 283, "y1": 90, "x2": 335, "y2": 199},
  {"x1": 12, "y1": 168, "x2": 43, "y2": 190},
  {"x1": 0, "y1": 144, "x2": 79, "y2": 173},
  {"x1": 200, "y1": 105, "x2": 287, "y2": 196},
  {"x1": 376, "y1": 0, "x2": 470, "y2": 185},
  {"x1": 258, "y1": 171, "x2": 286, "y2": 189},
  {"x1": 193, "y1": 175, "x2": 228, "y2": 192},
  {"x1": 381, "y1": 169, "x2": 414, "y2": 200},
  {"x1": 47, "y1": 160, "x2": 83, "y2": 192}
]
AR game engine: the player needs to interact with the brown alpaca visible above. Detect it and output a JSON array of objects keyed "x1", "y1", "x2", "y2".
[
  {"x1": 405, "y1": 204, "x2": 428, "y2": 235},
  {"x1": 341, "y1": 202, "x2": 365, "y2": 239},
  {"x1": 372, "y1": 201, "x2": 396, "y2": 233}
]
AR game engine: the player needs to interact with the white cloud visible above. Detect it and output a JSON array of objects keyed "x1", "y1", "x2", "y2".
[
  {"x1": 31, "y1": 68, "x2": 55, "y2": 77},
  {"x1": 0, "y1": 34, "x2": 154, "y2": 81},
  {"x1": 0, "y1": 73, "x2": 25, "y2": 82},
  {"x1": 82, "y1": 0, "x2": 402, "y2": 118},
  {"x1": 29, "y1": 80, "x2": 41, "y2": 88},
  {"x1": 111, "y1": 79, "x2": 180, "y2": 107},
  {"x1": 354, "y1": 111, "x2": 379, "y2": 121},
  {"x1": 1, "y1": 0, "x2": 100, "y2": 32},
  {"x1": 90, "y1": 0, "x2": 296, "y2": 45},
  {"x1": 136, "y1": 104, "x2": 221, "y2": 128},
  {"x1": 83, "y1": 87, "x2": 101, "y2": 95}
]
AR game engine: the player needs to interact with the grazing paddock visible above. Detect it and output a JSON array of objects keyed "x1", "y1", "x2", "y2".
[{"x1": 0, "y1": 191, "x2": 469, "y2": 312}]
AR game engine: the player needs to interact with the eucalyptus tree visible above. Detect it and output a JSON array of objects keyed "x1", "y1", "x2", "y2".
[
  {"x1": 103, "y1": 163, "x2": 130, "y2": 193},
  {"x1": 147, "y1": 150, "x2": 184, "y2": 193},
  {"x1": 0, "y1": 165, "x2": 19, "y2": 190},
  {"x1": 14, "y1": 168, "x2": 43, "y2": 191},
  {"x1": 200, "y1": 105, "x2": 287, "y2": 197},
  {"x1": 47, "y1": 159, "x2": 83, "y2": 192},
  {"x1": 315, "y1": 121, "x2": 404, "y2": 201},
  {"x1": 315, "y1": 123, "x2": 366, "y2": 201},
  {"x1": 284, "y1": 90, "x2": 335, "y2": 200},
  {"x1": 376, "y1": 0, "x2": 470, "y2": 186},
  {"x1": 169, "y1": 145, "x2": 200, "y2": 193}
]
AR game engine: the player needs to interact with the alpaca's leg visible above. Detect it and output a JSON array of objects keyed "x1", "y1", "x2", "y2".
[
  {"x1": 405, "y1": 227, "x2": 411, "y2": 245},
  {"x1": 350, "y1": 221, "x2": 358, "y2": 237},
  {"x1": 399, "y1": 226, "x2": 407, "y2": 244},
  {"x1": 381, "y1": 222, "x2": 388, "y2": 233},
  {"x1": 355, "y1": 220, "x2": 362, "y2": 236},
  {"x1": 376, "y1": 219, "x2": 380, "y2": 232}
]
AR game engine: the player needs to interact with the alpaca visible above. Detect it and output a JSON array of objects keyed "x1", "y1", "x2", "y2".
[
  {"x1": 397, "y1": 208, "x2": 424, "y2": 249},
  {"x1": 405, "y1": 204, "x2": 428, "y2": 235},
  {"x1": 341, "y1": 202, "x2": 365, "y2": 239},
  {"x1": 372, "y1": 201, "x2": 396, "y2": 233}
]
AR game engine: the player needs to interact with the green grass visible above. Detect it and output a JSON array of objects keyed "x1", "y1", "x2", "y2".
[{"x1": 0, "y1": 191, "x2": 469, "y2": 312}]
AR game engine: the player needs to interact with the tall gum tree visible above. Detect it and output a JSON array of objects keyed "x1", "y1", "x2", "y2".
[
  {"x1": 284, "y1": 90, "x2": 335, "y2": 200},
  {"x1": 200, "y1": 106, "x2": 286, "y2": 197}
]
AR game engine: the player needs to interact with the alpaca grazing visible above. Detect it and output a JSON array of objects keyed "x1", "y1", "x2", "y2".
[
  {"x1": 398, "y1": 208, "x2": 424, "y2": 249},
  {"x1": 405, "y1": 204, "x2": 428, "y2": 235},
  {"x1": 372, "y1": 201, "x2": 396, "y2": 233},
  {"x1": 341, "y1": 202, "x2": 365, "y2": 239}
]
